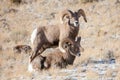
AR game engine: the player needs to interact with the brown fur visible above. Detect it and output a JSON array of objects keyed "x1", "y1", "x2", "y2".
[
  {"x1": 30, "y1": 37, "x2": 82, "y2": 71},
  {"x1": 13, "y1": 45, "x2": 32, "y2": 54},
  {"x1": 30, "y1": 9, "x2": 87, "y2": 62}
]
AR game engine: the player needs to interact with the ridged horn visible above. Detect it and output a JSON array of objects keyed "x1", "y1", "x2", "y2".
[
  {"x1": 77, "y1": 9, "x2": 87, "y2": 22},
  {"x1": 61, "y1": 38, "x2": 74, "y2": 49},
  {"x1": 61, "y1": 9, "x2": 73, "y2": 22},
  {"x1": 59, "y1": 38, "x2": 74, "y2": 53}
]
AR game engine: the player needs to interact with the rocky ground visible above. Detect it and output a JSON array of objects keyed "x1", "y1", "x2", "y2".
[{"x1": 0, "y1": 0, "x2": 120, "y2": 80}]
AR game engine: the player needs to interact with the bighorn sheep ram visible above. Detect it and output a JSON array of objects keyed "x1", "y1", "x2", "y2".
[
  {"x1": 28, "y1": 37, "x2": 82, "y2": 72},
  {"x1": 30, "y1": 9, "x2": 87, "y2": 62}
]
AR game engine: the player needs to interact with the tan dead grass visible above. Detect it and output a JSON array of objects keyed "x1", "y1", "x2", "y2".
[
  {"x1": 104, "y1": 69, "x2": 114, "y2": 78},
  {"x1": 116, "y1": 71, "x2": 120, "y2": 80},
  {"x1": 86, "y1": 70, "x2": 99, "y2": 80},
  {"x1": 0, "y1": 0, "x2": 120, "y2": 79}
]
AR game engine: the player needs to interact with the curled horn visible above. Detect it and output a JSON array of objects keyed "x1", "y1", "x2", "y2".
[
  {"x1": 59, "y1": 38, "x2": 74, "y2": 53},
  {"x1": 61, "y1": 38, "x2": 74, "y2": 49},
  {"x1": 61, "y1": 10, "x2": 73, "y2": 22},
  {"x1": 77, "y1": 9, "x2": 87, "y2": 22}
]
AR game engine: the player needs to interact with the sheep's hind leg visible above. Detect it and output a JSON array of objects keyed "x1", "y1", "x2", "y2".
[{"x1": 30, "y1": 44, "x2": 45, "y2": 62}]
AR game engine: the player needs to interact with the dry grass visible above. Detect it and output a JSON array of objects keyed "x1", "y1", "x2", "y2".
[
  {"x1": 0, "y1": 0, "x2": 120, "y2": 80},
  {"x1": 86, "y1": 70, "x2": 99, "y2": 79}
]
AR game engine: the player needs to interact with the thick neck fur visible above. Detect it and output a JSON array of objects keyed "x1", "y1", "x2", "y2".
[
  {"x1": 60, "y1": 23, "x2": 79, "y2": 40},
  {"x1": 63, "y1": 49, "x2": 75, "y2": 65}
]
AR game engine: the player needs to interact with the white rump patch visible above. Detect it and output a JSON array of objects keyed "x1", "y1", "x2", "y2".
[
  {"x1": 28, "y1": 63, "x2": 34, "y2": 72},
  {"x1": 60, "y1": 18, "x2": 64, "y2": 24},
  {"x1": 31, "y1": 28, "x2": 37, "y2": 45}
]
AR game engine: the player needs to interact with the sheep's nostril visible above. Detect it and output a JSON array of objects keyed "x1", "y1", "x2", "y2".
[{"x1": 77, "y1": 53, "x2": 81, "y2": 56}]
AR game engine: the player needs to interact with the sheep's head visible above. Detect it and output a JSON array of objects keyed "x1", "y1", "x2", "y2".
[
  {"x1": 61, "y1": 9, "x2": 87, "y2": 27},
  {"x1": 62, "y1": 37, "x2": 83, "y2": 57}
]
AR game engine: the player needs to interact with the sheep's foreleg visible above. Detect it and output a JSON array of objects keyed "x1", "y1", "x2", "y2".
[{"x1": 30, "y1": 44, "x2": 45, "y2": 62}]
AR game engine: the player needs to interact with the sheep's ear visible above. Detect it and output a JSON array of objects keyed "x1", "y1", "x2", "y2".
[
  {"x1": 75, "y1": 37, "x2": 81, "y2": 44},
  {"x1": 77, "y1": 9, "x2": 87, "y2": 22},
  {"x1": 76, "y1": 37, "x2": 84, "y2": 52}
]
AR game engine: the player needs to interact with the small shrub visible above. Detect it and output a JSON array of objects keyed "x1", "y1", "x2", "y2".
[
  {"x1": 80, "y1": 0, "x2": 102, "y2": 3},
  {"x1": 10, "y1": 29, "x2": 29, "y2": 43},
  {"x1": 10, "y1": 0, "x2": 22, "y2": 5}
]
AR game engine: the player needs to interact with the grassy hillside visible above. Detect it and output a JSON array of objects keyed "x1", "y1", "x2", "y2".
[{"x1": 0, "y1": 0, "x2": 120, "y2": 80}]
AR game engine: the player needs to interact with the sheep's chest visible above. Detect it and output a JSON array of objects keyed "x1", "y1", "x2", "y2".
[{"x1": 60, "y1": 25, "x2": 79, "y2": 40}]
